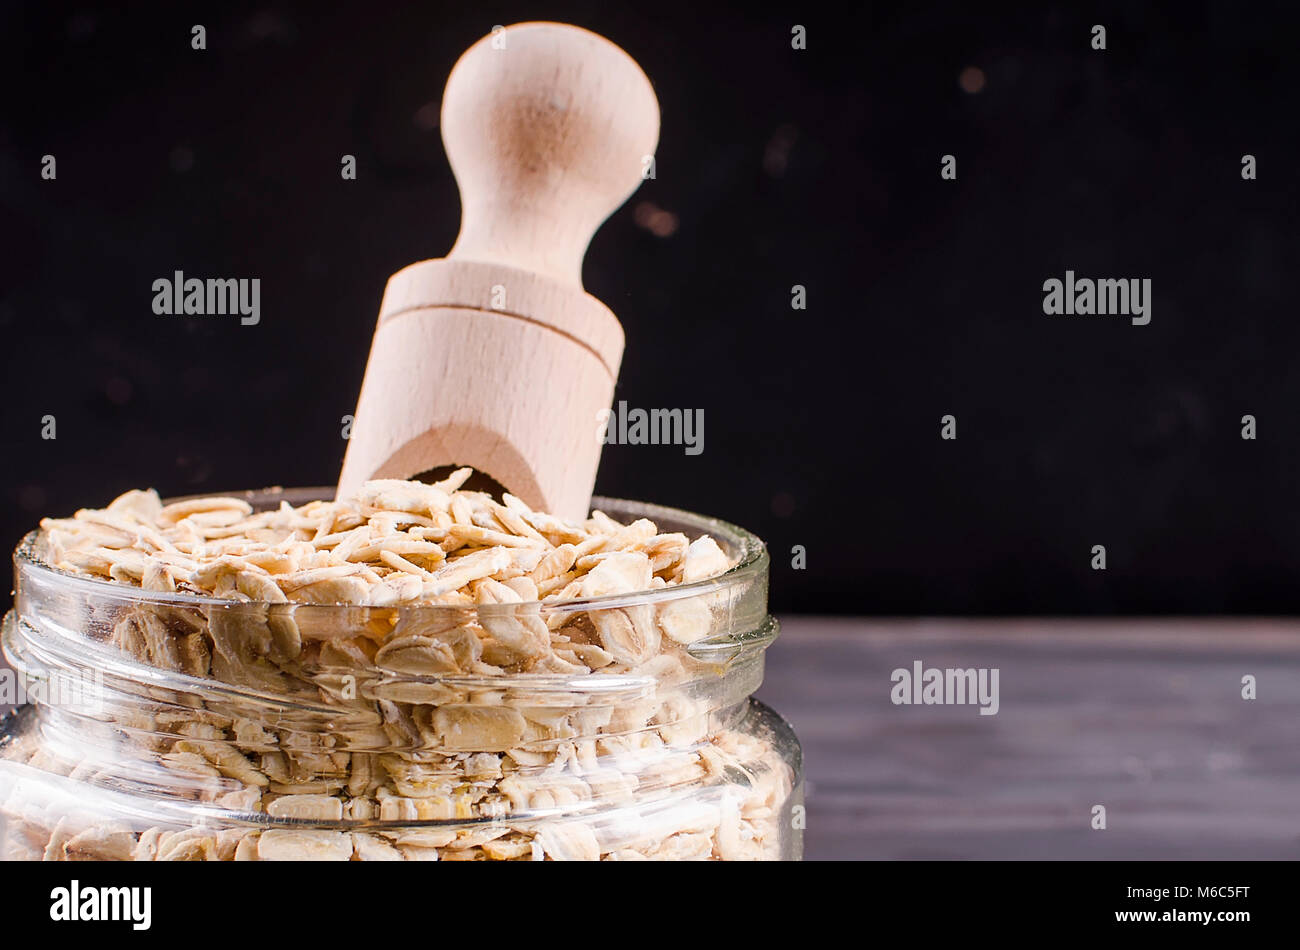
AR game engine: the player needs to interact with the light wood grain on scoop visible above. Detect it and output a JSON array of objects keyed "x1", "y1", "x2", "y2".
[{"x1": 337, "y1": 22, "x2": 660, "y2": 520}]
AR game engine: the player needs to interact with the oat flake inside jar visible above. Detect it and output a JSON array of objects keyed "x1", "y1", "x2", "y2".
[{"x1": 0, "y1": 478, "x2": 803, "y2": 860}]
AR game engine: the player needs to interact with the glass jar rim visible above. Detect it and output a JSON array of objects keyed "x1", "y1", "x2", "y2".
[
  {"x1": 3, "y1": 492, "x2": 786, "y2": 838},
  {"x1": 16, "y1": 489, "x2": 768, "y2": 614}
]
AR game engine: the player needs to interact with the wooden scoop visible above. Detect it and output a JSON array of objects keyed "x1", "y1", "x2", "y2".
[{"x1": 337, "y1": 21, "x2": 660, "y2": 520}]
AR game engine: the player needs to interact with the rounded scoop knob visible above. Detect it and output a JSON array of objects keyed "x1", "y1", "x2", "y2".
[
  {"x1": 441, "y1": 22, "x2": 660, "y2": 288},
  {"x1": 337, "y1": 22, "x2": 657, "y2": 517}
]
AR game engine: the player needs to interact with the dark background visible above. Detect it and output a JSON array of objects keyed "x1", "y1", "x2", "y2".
[{"x1": 2, "y1": 1, "x2": 1298, "y2": 614}]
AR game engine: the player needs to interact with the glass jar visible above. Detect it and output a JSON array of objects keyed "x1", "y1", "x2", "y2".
[{"x1": 0, "y1": 490, "x2": 802, "y2": 861}]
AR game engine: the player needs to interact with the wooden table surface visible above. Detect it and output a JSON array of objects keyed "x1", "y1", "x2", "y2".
[
  {"x1": 756, "y1": 618, "x2": 1300, "y2": 860},
  {"x1": 4, "y1": 617, "x2": 1297, "y2": 860}
]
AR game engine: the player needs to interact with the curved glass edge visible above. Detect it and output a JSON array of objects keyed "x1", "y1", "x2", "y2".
[
  {"x1": 0, "y1": 699, "x2": 801, "y2": 836},
  {"x1": 15, "y1": 492, "x2": 769, "y2": 613}
]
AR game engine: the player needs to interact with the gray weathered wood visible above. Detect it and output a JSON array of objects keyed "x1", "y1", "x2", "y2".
[
  {"x1": 757, "y1": 618, "x2": 1300, "y2": 860},
  {"x1": 4, "y1": 616, "x2": 1296, "y2": 859}
]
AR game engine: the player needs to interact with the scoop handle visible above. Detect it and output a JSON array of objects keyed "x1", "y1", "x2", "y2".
[
  {"x1": 337, "y1": 22, "x2": 657, "y2": 517},
  {"x1": 441, "y1": 22, "x2": 660, "y2": 288}
]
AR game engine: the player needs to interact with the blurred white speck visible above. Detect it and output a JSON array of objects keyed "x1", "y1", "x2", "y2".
[
  {"x1": 105, "y1": 377, "x2": 133, "y2": 406},
  {"x1": 959, "y1": 66, "x2": 986, "y2": 94},
  {"x1": 764, "y1": 124, "x2": 799, "y2": 177},
  {"x1": 634, "y1": 201, "x2": 679, "y2": 238},
  {"x1": 413, "y1": 101, "x2": 439, "y2": 131},
  {"x1": 18, "y1": 485, "x2": 46, "y2": 511},
  {"x1": 67, "y1": 13, "x2": 96, "y2": 41},
  {"x1": 1207, "y1": 751, "x2": 1242, "y2": 772},
  {"x1": 170, "y1": 147, "x2": 195, "y2": 173},
  {"x1": 1122, "y1": 755, "x2": 1152, "y2": 784},
  {"x1": 247, "y1": 11, "x2": 296, "y2": 44}
]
